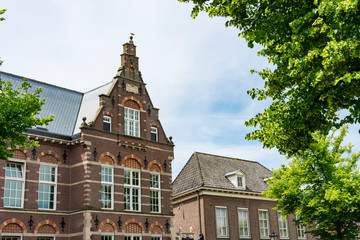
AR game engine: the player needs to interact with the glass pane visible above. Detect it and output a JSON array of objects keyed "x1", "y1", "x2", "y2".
[{"x1": 124, "y1": 170, "x2": 131, "y2": 185}]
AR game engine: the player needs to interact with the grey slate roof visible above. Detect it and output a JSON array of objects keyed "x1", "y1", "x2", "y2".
[
  {"x1": 0, "y1": 71, "x2": 113, "y2": 136},
  {"x1": 172, "y1": 152, "x2": 273, "y2": 196}
]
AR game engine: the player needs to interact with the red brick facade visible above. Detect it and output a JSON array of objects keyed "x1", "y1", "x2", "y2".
[{"x1": 0, "y1": 38, "x2": 174, "y2": 240}]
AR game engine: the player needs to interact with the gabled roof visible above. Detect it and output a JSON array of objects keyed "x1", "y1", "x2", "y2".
[
  {"x1": 172, "y1": 152, "x2": 272, "y2": 197},
  {"x1": 0, "y1": 71, "x2": 113, "y2": 136}
]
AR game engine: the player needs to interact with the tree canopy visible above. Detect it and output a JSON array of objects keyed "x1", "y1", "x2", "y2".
[
  {"x1": 0, "y1": 80, "x2": 54, "y2": 160},
  {"x1": 179, "y1": 0, "x2": 360, "y2": 156},
  {"x1": 0, "y1": 9, "x2": 53, "y2": 160},
  {"x1": 264, "y1": 126, "x2": 360, "y2": 240}
]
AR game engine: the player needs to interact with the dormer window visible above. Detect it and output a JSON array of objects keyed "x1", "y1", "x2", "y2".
[{"x1": 225, "y1": 170, "x2": 246, "y2": 190}]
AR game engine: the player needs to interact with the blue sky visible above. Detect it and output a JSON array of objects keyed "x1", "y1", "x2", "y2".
[{"x1": 2, "y1": 0, "x2": 358, "y2": 178}]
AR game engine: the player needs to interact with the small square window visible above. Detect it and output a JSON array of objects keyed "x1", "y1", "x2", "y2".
[
  {"x1": 151, "y1": 127, "x2": 158, "y2": 141},
  {"x1": 103, "y1": 116, "x2": 111, "y2": 132}
]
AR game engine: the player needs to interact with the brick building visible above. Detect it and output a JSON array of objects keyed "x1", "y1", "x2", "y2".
[
  {"x1": 0, "y1": 37, "x2": 174, "y2": 240},
  {"x1": 172, "y1": 152, "x2": 316, "y2": 240}
]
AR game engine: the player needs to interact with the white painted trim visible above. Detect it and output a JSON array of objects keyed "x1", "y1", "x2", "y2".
[
  {"x1": 38, "y1": 162, "x2": 58, "y2": 211},
  {"x1": 215, "y1": 206, "x2": 229, "y2": 238},
  {"x1": 277, "y1": 210, "x2": 289, "y2": 239},
  {"x1": 258, "y1": 209, "x2": 270, "y2": 239},
  {"x1": 4, "y1": 159, "x2": 26, "y2": 209},
  {"x1": 237, "y1": 207, "x2": 251, "y2": 238}
]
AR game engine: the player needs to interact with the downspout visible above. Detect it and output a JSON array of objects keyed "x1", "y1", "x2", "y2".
[{"x1": 197, "y1": 190, "x2": 203, "y2": 239}]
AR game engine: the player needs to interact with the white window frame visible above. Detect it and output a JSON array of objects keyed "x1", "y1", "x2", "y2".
[
  {"x1": 215, "y1": 206, "x2": 229, "y2": 238},
  {"x1": 101, "y1": 165, "x2": 114, "y2": 210},
  {"x1": 100, "y1": 233, "x2": 114, "y2": 240},
  {"x1": 237, "y1": 175, "x2": 245, "y2": 189},
  {"x1": 124, "y1": 107, "x2": 140, "y2": 137},
  {"x1": 124, "y1": 235, "x2": 142, "y2": 240},
  {"x1": 150, "y1": 172, "x2": 161, "y2": 213},
  {"x1": 37, "y1": 234, "x2": 56, "y2": 240},
  {"x1": 151, "y1": 236, "x2": 162, "y2": 240},
  {"x1": 150, "y1": 127, "x2": 158, "y2": 141},
  {"x1": 277, "y1": 211, "x2": 289, "y2": 239},
  {"x1": 103, "y1": 116, "x2": 112, "y2": 132},
  {"x1": 124, "y1": 168, "x2": 141, "y2": 212},
  {"x1": 1, "y1": 233, "x2": 23, "y2": 240},
  {"x1": 258, "y1": 209, "x2": 270, "y2": 239},
  {"x1": 296, "y1": 216, "x2": 307, "y2": 239},
  {"x1": 38, "y1": 163, "x2": 57, "y2": 210},
  {"x1": 4, "y1": 159, "x2": 26, "y2": 208},
  {"x1": 238, "y1": 208, "x2": 250, "y2": 238}
]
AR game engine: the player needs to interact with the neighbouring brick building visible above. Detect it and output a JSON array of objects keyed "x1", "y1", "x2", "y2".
[
  {"x1": 0, "y1": 36, "x2": 174, "y2": 240},
  {"x1": 172, "y1": 152, "x2": 317, "y2": 240}
]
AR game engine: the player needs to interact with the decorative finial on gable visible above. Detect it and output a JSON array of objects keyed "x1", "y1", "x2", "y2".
[{"x1": 130, "y1": 33, "x2": 135, "y2": 43}]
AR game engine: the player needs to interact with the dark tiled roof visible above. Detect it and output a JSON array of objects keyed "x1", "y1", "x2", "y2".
[
  {"x1": 172, "y1": 152, "x2": 272, "y2": 196},
  {"x1": 0, "y1": 71, "x2": 113, "y2": 136}
]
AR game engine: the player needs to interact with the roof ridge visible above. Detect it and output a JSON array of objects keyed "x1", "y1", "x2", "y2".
[
  {"x1": 195, "y1": 152, "x2": 204, "y2": 187},
  {"x1": 83, "y1": 80, "x2": 114, "y2": 94},
  {"x1": 195, "y1": 151, "x2": 260, "y2": 163},
  {"x1": 0, "y1": 71, "x2": 84, "y2": 94}
]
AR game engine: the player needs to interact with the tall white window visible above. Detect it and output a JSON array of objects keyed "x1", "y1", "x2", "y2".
[
  {"x1": 2, "y1": 236, "x2": 22, "y2": 240},
  {"x1": 38, "y1": 164, "x2": 57, "y2": 210},
  {"x1": 4, "y1": 161, "x2": 25, "y2": 208},
  {"x1": 101, "y1": 166, "x2": 113, "y2": 209},
  {"x1": 125, "y1": 236, "x2": 141, "y2": 240},
  {"x1": 277, "y1": 211, "x2": 289, "y2": 238},
  {"x1": 124, "y1": 107, "x2": 140, "y2": 137},
  {"x1": 215, "y1": 206, "x2": 228, "y2": 237},
  {"x1": 238, "y1": 208, "x2": 250, "y2": 238},
  {"x1": 101, "y1": 235, "x2": 113, "y2": 240},
  {"x1": 258, "y1": 210, "x2": 270, "y2": 238},
  {"x1": 124, "y1": 169, "x2": 140, "y2": 211},
  {"x1": 150, "y1": 173, "x2": 160, "y2": 213},
  {"x1": 103, "y1": 116, "x2": 111, "y2": 132},
  {"x1": 296, "y1": 216, "x2": 307, "y2": 239},
  {"x1": 37, "y1": 237, "x2": 55, "y2": 240}
]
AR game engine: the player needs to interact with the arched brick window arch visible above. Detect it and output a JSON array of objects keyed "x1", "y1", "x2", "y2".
[
  {"x1": 12, "y1": 147, "x2": 30, "y2": 160},
  {"x1": 122, "y1": 219, "x2": 144, "y2": 233},
  {"x1": 99, "y1": 219, "x2": 117, "y2": 232},
  {"x1": 99, "y1": 152, "x2": 117, "y2": 165},
  {"x1": 122, "y1": 155, "x2": 143, "y2": 169},
  {"x1": 34, "y1": 220, "x2": 59, "y2": 234},
  {"x1": 37, "y1": 150, "x2": 61, "y2": 163},
  {"x1": 122, "y1": 97, "x2": 143, "y2": 110},
  {"x1": 149, "y1": 160, "x2": 162, "y2": 172},
  {"x1": 0, "y1": 219, "x2": 26, "y2": 233},
  {"x1": 149, "y1": 222, "x2": 165, "y2": 234}
]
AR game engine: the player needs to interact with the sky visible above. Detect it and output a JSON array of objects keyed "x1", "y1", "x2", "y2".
[{"x1": 1, "y1": 1, "x2": 359, "y2": 179}]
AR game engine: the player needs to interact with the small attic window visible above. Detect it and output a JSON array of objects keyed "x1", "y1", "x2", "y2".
[{"x1": 103, "y1": 116, "x2": 111, "y2": 132}]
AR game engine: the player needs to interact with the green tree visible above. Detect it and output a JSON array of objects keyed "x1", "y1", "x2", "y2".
[
  {"x1": 179, "y1": 0, "x2": 360, "y2": 156},
  {"x1": 0, "y1": 8, "x2": 53, "y2": 160},
  {"x1": 264, "y1": 126, "x2": 360, "y2": 239}
]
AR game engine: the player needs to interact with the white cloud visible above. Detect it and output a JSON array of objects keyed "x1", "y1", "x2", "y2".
[{"x1": 2, "y1": 0, "x2": 357, "y2": 180}]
